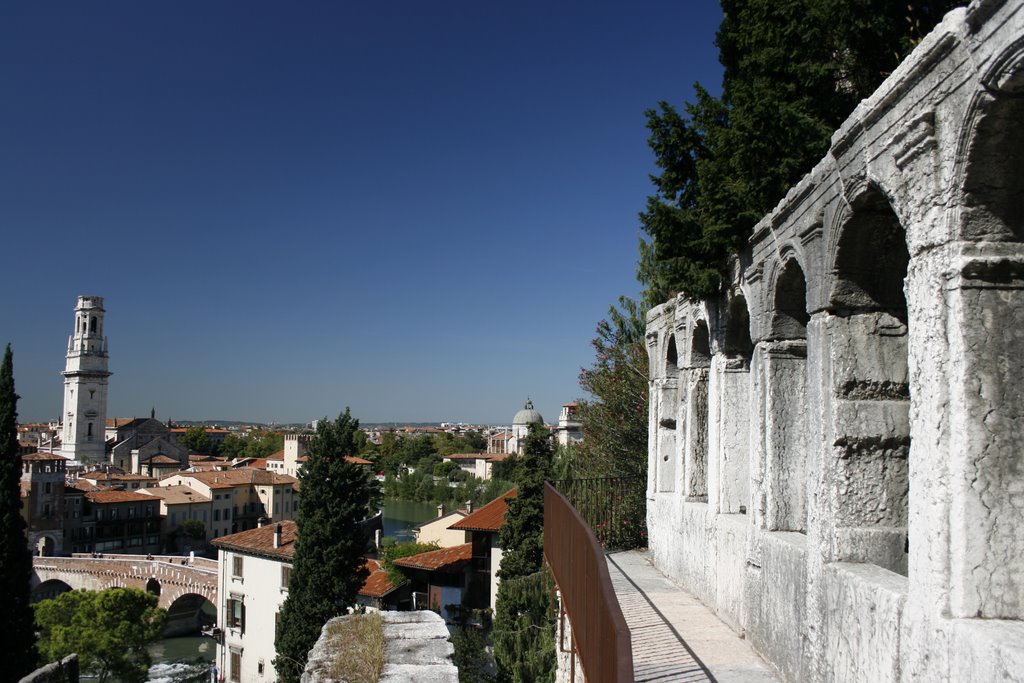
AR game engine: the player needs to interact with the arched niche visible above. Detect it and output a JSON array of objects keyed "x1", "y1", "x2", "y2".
[
  {"x1": 771, "y1": 258, "x2": 811, "y2": 340},
  {"x1": 759, "y1": 256, "x2": 811, "y2": 532},
  {"x1": 689, "y1": 320, "x2": 711, "y2": 368},
  {"x1": 828, "y1": 186, "x2": 910, "y2": 576},
  {"x1": 724, "y1": 295, "x2": 754, "y2": 361},
  {"x1": 960, "y1": 67, "x2": 1024, "y2": 242},
  {"x1": 655, "y1": 333, "x2": 682, "y2": 493},
  {"x1": 719, "y1": 294, "x2": 754, "y2": 514},
  {"x1": 830, "y1": 189, "x2": 910, "y2": 323},
  {"x1": 682, "y1": 318, "x2": 712, "y2": 501}
]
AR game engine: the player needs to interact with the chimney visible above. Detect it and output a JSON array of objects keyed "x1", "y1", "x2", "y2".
[
  {"x1": 437, "y1": 503, "x2": 445, "y2": 518},
  {"x1": 273, "y1": 523, "x2": 282, "y2": 549},
  {"x1": 465, "y1": 500, "x2": 473, "y2": 514}
]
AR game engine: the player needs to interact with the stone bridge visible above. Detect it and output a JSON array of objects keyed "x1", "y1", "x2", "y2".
[{"x1": 32, "y1": 554, "x2": 219, "y2": 636}]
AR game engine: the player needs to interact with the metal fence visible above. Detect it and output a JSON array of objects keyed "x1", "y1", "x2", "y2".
[
  {"x1": 548, "y1": 475, "x2": 647, "y2": 551},
  {"x1": 544, "y1": 483, "x2": 633, "y2": 683}
]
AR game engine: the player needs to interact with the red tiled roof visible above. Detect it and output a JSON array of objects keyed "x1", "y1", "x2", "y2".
[
  {"x1": 212, "y1": 520, "x2": 296, "y2": 560},
  {"x1": 394, "y1": 543, "x2": 472, "y2": 572},
  {"x1": 345, "y1": 456, "x2": 373, "y2": 465},
  {"x1": 21, "y1": 452, "x2": 67, "y2": 461},
  {"x1": 450, "y1": 489, "x2": 516, "y2": 532},
  {"x1": 360, "y1": 558, "x2": 400, "y2": 598},
  {"x1": 442, "y1": 453, "x2": 489, "y2": 461},
  {"x1": 85, "y1": 490, "x2": 157, "y2": 504},
  {"x1": 266, "y1": 450, "x2": 284, "y2": 461},
  {"x1": 172, "y1": 467, "x2": 297, "y2": 489}
]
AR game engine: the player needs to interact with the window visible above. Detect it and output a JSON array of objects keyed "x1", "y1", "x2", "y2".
[
  {"x1": 257, "y1": 660, "x2": 265, "y2": 676},
  {"x1": 285, "y1": 501, "x2": 290, "y2": 513},
  {"x1": 44, "y1": 482, "x2": 51, "y2": 494},
  {"x1": 230, "y1": 649, "x2": 242, "y2": 682},
  {"x1": 281, "y1": 565, "x2": 291, "y2": 590},
  {"x1": 227, "y1": 598, "x2": 245, "y2": 632},
  {"x1": 170, "y1": 512, "x2": 176, "y2": 524},
  {"x1": 203, "y1": 510, "x2": 208, "y2": 523},
  {"x1": 214, "y1": 509, "x2": 221, "y2": 521},
  {"x1": 233, "y1": 555, "x2": 244, "y2": 578},
  {"x1": 225, "y1": 508, "x2": 231, "y2": 520}
]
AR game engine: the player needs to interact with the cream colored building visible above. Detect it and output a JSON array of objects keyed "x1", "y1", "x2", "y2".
[
  {"x1": 413, "y1": 504, "x2": 470, "y2": 548},
  {"x1": 213, "y1": 522, "x2": 295, "y2": 683},
  {"x1": 160, "y1": 468, "x2": 299, "y2": 537}
]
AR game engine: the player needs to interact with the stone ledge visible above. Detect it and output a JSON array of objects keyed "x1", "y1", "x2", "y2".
[{"x1": 302, "y1": 610, "x2": 458, "y2": 683}]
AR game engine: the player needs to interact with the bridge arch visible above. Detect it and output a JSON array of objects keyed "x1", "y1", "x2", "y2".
[
  {"x1": 165, "y1": 592, "x2": 216, "y2": 637},
  {"x1": 146, "y1": 577, "x2": 161, "y2": 597},
  {"x1": 32, "y1": 579, "x2": 72, "y2": 603}
]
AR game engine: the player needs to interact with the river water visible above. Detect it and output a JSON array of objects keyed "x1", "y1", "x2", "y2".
[{"x1": 141, "y1": 499, "x2": 438, "y2": 680}]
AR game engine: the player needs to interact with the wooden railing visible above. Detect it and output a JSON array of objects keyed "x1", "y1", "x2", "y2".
[{"x1": 544, "y1": 483, "x2": 633, "y2": 683}]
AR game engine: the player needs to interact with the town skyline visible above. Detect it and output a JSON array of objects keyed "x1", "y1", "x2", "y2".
[{"x1": 2, "y1": 2, "x2": 726, "y2": 425}]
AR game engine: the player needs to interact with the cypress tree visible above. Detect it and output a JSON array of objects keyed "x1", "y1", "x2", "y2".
[
  {"x1": 493, "y1": 423, "x2": 556, "y2": 683},
  {"x1": 274, "y1": 408, "x2": 372, "y2": 682},
  {"x1": 638, "y1": 0, "x2": 966, "y2": 304},
  {"x1": 0, "y1": 344, "x2": 37, "y2": 677}
]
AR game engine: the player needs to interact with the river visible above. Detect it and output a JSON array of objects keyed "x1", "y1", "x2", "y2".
[{"x1": 141, "y1": 499, "x2": 439, "y2": 680}]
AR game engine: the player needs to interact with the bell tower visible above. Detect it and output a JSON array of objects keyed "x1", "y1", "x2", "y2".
[{"x1": 61, "y1": 295, "x2": 111, "y2": 464}]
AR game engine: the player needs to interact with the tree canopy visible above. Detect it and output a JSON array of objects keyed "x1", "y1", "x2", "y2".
[
  {"x1": 638, "y1": 0, "x2": 965, "y2": 303},
  {"x1": 274, "y1": 408, "x2": 373, "y2": 682},
  {"x1": 178, "y1": 425, "x2": 211, "y2": 454},
  {"x1": 34, "y1": 587, "x2": 166, "y2": 683},
  {"x1": 0, "y1": 344, "x2": 36, "y2": 678}
]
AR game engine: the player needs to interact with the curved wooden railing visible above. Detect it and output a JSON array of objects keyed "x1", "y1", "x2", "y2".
[{"x1": 544, "y1": 482, "x2": 633, "y2": 683}]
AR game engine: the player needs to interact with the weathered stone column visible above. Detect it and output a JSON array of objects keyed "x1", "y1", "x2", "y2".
[
  {"x1": 761, "y1": 340, "x2": 808, "y2": 532},
  {"x1": 682, "y1": 367, "x2": 709, "y2": 501},
  {"x1": 708, "y1": 357, "x2": 751, "y2": 514},
  {"x1": 945, "y1": 243, "x2": 1024, "y2": 620}
]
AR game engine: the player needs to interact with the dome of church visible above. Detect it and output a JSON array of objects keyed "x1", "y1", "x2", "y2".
[{"x1": 513, "y1": 399, "x2": 544, "y2": 426}]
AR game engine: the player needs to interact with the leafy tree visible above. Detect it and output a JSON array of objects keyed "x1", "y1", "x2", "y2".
[
  {"x1": 275, "y1": 409, "x2": 373, "y2": 683},
  {"x1": 178, "y1": 425, "x2": 211, "y2": 454},
  {"x1": 639, "y1": 0, "x2": 965, "y2": 303},
  {"x1": 34, "y1": 587, "x2": 166, "y2": 683},
  {"x1": 0, "y1": 344, "x2": 36, "y2": 677},
  {"x1": 378, "y1": 539, "x2": 440, "y2": 585},
  {"x1": 493, "y1": 424, "x2": 556, "y2": 683},
  {"x1": 576, "y1": 297, "x2": 649, "y2": 481}
]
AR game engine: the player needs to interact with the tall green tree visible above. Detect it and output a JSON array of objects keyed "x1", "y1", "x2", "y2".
[
  {"x1": 34, "y1": 587, "x2": 166, "y2": 683},
  {"x1": 639, "y1": 0, "x2": 965, "y2": 303},
  {"x1": 275, "y1": 408, "x2": 373, "y2": 683},
  {"x1": 0, "y1": 344, "x2": 36, "y2": 677},
  {"x1": 493, "y1": 424, "x2": 556, "y2": 683},
  {"x1": 179, "y1": 425, "x2": 211, "y2": 454}
]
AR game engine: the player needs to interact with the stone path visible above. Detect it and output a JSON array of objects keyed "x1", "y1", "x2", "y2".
[{"x1": 607, "y1": 550, "x2": 778, "y2": 683}]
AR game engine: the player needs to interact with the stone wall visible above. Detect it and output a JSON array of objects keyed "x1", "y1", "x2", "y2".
[
  {"x1": 302, "y1": 611, "x2": 458, "y2": 683},
  {"x1": 19, "y1": 656, "x2": 78, "y2": 683},
  {"x1": 645, "y1": 1, "x2": 1024, "y2": 680}
]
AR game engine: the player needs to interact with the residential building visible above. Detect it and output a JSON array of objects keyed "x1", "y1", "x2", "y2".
[
  {"x1": 139, "y1": 485, "x2": 214, "y2": 549},
  {"x1": 212, "y1": 521, "x2": 399, "y2": 683},
  {"x1": 78, "y1": 472, "x2": 157, "y2": 491},
  {"x1": 160, "y1": 468, "x2": 299, "y2": 536},
  {"x1": 413, "y1": 504, "x2": 471, "y2": 548},
  {"x1": 393, "y1": 543, "x2": 472, "y2": 622},
  {"x1": 449, "y1": 488, "x2": 516, "y2": 611},
  {"x1": 83, "y1": 490, "x2": 162, "y2": 554}
]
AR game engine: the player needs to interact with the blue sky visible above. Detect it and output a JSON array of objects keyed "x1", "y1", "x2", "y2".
[{"x1": 1, "y1": 1, "x2": 724, "y2": 425}]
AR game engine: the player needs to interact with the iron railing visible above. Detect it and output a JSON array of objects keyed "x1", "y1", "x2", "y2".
[
  {"x1": 549, "y1": 476, "x2": 646, "y2": 551},
  {"x1": 544, "y1": 483, "x2": 633, "y2": 683}
]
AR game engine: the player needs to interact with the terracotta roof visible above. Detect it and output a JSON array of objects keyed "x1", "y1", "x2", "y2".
[
  {"x1": 266, "y1": 450, "x2": 284, "y2": 461},
  {"x1": 394, "y1": 543, "x2": 472, "y2": 572},
  {"x1": 85, "y1": 490, "x2": 157, "y2": 504},
  {"x1": 138, "y1": 485, "x2": 211, "y2": 505},
  {"x1": 21, "y1": 452, "x2": 67, "y2": 461},
  {"x1": 146, "y1": 454, "x2": 182, "y2": 465},
  {"x1": 211, "y1": 525, "x2": 399, "y2": 598},
  {"x1": 360, "y1": 558, "x2": 400, "y2": 598},
  {"x1": 212, "y1": 520, "x2": 296, "y2": 560},
  {"x1": 345, "y1": 456, "x2": 373, "y2": 466},
  {"x1": 69, "y1": 480, "x2": 100, "y2": 492},
  {"x1": 450, "y1": 489, "x2": 517, "y2": 532},
  {"x1": 442, "y1": 453, "x2": 489, "y2": 461},
  {"x1": 172, "y1": 468, "x2": 298, "y2": 489}
]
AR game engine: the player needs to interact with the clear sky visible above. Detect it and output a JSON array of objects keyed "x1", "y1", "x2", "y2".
[{"x1": 1, "y1": 1, "x2": 724, "y2": 426}]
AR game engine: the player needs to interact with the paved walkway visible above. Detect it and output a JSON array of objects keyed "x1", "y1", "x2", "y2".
[{"x1": 607, "y1": 550, "x2": 778, "y2": 683}]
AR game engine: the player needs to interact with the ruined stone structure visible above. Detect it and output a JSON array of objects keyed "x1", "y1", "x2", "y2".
[
  {"x1": 31, "y1": 555, "x2": 218, "y2": 636},
  {"x1": 645, "y1": 2, "x2": 1024, "y2": 680}
]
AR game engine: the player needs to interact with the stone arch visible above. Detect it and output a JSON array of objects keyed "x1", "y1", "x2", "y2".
[
  {"x1": 724, "y1": 293, "x2": 754, "y2": 362},
  {"x1": 956, "y1": 43, "x2": 1024, "y2": 242},
  {"x1": 146, "y1": 577, "x2": 161, "y2": 597},
  {"x1": 35, "y1": 534, "x2": 58, "y2": 558},
  {"x1": 770, "y1": 255, "x2": 811, "y2": 341},
  {"x1": 829, "y1": 186, "x2": 910, "y2": 323},
  {"x1": 655, "y1": 328, "x2": 683, "y2": 493},
  {"x1": 665, "y1": 334, "x2": 679, "y2": 375},
  {"x1": 680, "y1": 314, "x2": 712, "y2": 501},
  {"x1": 689, "y1": 319, "x2": 712, "y2": 368},
  {"x1": 32, "y1": 579, "x2": 72, "y2": 603},
  {"x1": 165, "y1": 592, "x2": 215, "y2": 637},
  {"x1": 827, "y1": 186, "x2": 911, "y2": 575}
]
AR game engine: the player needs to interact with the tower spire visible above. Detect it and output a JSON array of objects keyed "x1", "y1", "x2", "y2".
[{"x1": 61, "y1": 296, "x2": 111, "y2": 464}]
